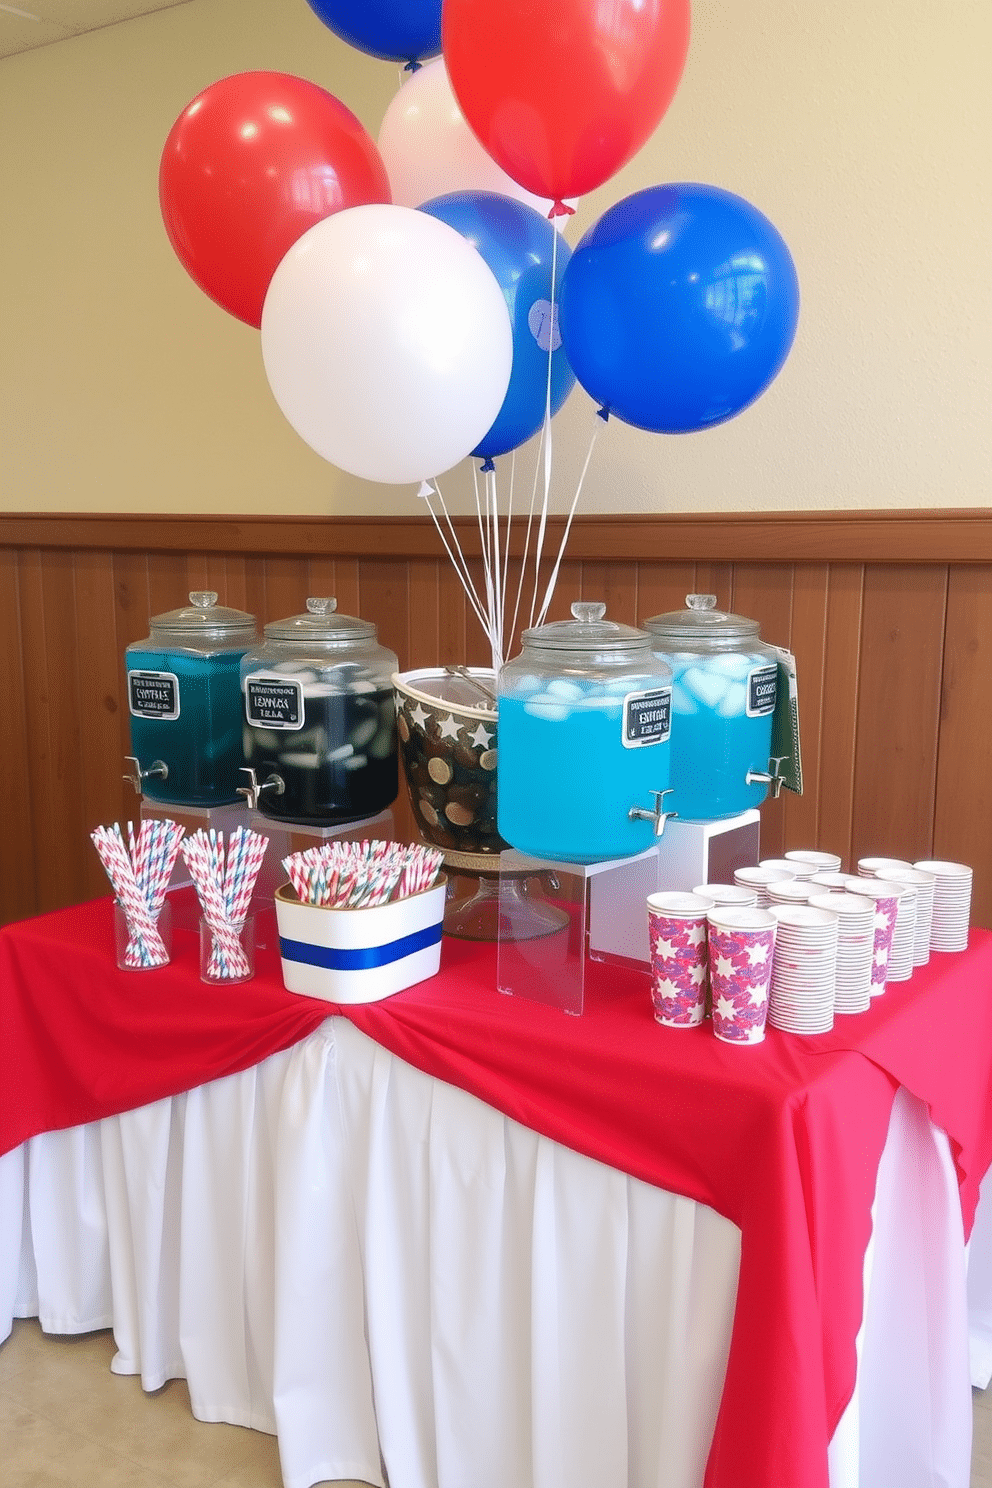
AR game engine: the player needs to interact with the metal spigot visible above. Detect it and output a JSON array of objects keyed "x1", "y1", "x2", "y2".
[
  {"x1": 237, "y1": 765, "x2": 285, "y2": 810},
  {"x1": 123, "y1": 755, "x2": 169, "y2": 796},
  {"x1": 745, "y1": 756, "x2": 789, "y2": 799},
  {"x1": 628, "y1": 788, "x2": 677, "y2": 838}
]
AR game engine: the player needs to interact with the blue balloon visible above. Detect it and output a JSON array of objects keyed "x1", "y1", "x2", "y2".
[
  {"x1": 303, "y1": 0, "x2": 442, "y2": 66},
  {"x1": 419, "y1": 192, "x2": 576, "y2": 462},
  {"x1": 559, "y1": 184, "x2": 800, "y2": 434}
]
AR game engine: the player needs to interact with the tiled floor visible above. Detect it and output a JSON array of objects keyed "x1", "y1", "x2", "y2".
[
  {"x1": 975, "y1": 1383, "x2": 992, "y2": 1488},
  {"x1": 4, "y1": 1314, "x2": 992, "y2": 1486},
  {"x1": 0, "y1": 1319, "x2": 373, "y2": 1488}
]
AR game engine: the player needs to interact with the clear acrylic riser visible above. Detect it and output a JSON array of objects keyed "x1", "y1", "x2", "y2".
[{"x1": 497, "y1": 813, "x2": 761, "y2": 1016}]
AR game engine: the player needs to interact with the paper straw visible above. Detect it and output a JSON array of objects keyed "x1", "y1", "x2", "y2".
[
  {"x1": 181, "y1": 826, "x2": 266, "y2": 979},
  {"x1": 91, "y1": 819, "x2": 183, "y2": 967},
  {"x1": 282, "y1": 840, "x2": 444, "y2": 910}
]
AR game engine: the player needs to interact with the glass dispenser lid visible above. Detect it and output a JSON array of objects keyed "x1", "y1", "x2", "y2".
[
  {"x1": 521, "y1": 601, "x2": 650, "y2": 652},
  {"x1": 642, "y1": 593, "x2": 761, "y2": 643},
  {"x1": 263, "y1": 597, "x2": 377, "y2": 644},
  {"x1": 149, "y1": 591, "x2": 256, "y2": 638}
]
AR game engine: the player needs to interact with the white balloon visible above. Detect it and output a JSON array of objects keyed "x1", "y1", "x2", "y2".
[
  {"x1": 378, "y1": 56, "x2": 575, "y2": 225},
  {"x1": 260, "y1": 204, "x2": 513, "y2": 485}
]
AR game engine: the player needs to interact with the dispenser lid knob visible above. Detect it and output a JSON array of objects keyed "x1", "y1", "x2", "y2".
[{"x1": 570, "y1": 601, "x2": 607, "y2": 623}]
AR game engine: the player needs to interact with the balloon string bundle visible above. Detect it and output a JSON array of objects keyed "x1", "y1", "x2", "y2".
[
  {"x1": 283, "y1": 839, "x2": 444, "y2": 910},
  {"x1": 415, "y1": 218, "x2": 605, "y2": 669}
]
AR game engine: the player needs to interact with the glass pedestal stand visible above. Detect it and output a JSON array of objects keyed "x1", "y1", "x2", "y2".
[
  {"x1": 439, "y1": 847, "x2": 569, "y2": 943},
  {"x1": 497, "y1": 846, "x2": 662, "y2": 1016}
]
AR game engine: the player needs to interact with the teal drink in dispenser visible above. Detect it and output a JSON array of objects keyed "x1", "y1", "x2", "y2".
[
  {"x1": 125, "y1": 592, "x2": 257, "y2": 805},
  {"x1": 642, "y1": 595, "x2": 781, "y2": 822},
  {"x1": 497, "y1": 602, "x2": 674, "y2": 864}
]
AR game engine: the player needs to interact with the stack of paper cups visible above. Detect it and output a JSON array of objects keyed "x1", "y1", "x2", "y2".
[
  {"x1": 767, "y1": 879, "x2": 816, "y2": 907},
  {"x1": 733, "y1": 866, "x2": 795, "y2": 908},
  {"x1": 807, "y1": 891, "x2": 875, "y2": 1013},
  {"x1": 766, "y1": 904, "x2": 838, "y2": 1034},
  {"x1": 693, "y1": 883, "x2": 759, "y2": 909},
  {"x1": 914, "y1": 860, "x2": 973, "y2": 951},
  {"x1": 785, "y1": 849, "x2": 843, "y2": 874},
  {"x1": 842, "y1": 877, "x2": 902, "y2": 996},
  {"x1": 882, "y1": 881, "x2": 917, "y2": 981},
  {"x1": 857, "y1": 856, "x2": 912, "y2": 878},
  {"x1": 882, "y1": 867, "x2": 935, "y2": 966}
]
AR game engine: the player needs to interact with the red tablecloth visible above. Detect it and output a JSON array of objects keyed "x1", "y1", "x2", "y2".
[{"x1": 3, "y1": 893, "x2": 992, "y2": 1488}]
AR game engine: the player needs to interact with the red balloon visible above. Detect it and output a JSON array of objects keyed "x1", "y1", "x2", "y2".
[
  {"x1": 160, "y1": 72, "x2": 391, "y2": 327},
  {"x1": 443, "y1": 0, "x2": 691, "y2": 205}
]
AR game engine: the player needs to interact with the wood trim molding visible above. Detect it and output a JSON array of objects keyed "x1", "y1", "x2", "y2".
[{"x1": 2, "y1": 509, "x2": 991, "y2": 563}]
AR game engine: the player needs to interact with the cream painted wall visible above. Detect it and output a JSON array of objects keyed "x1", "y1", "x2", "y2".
[{"x1": 0, "y1": 0, "x2": 989, "y2": 517}]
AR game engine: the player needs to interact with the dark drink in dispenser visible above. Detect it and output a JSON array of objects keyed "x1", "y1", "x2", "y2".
[
  {"x1": 240, "y1": 599, "x2": 398, "y2": 826},
  {"x1": 125, "y1": 592, "x2": 257, "y2": 805}
]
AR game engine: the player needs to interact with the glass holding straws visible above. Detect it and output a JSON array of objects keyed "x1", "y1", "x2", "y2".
[
  {"x1": 91, "y1": 818, "x2": 185, "y2": 969},
  {"x1": 181, "y1": 826, "x2": 267, "y2": 982}
]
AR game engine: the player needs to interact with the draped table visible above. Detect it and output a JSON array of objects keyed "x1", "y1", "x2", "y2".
[{"x1": 2, "y1": 892, "x2": 992, "y2": 1488}]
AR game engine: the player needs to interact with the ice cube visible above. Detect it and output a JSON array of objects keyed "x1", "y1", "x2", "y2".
[
  {"x1": 367, "y1": 725, "x2": 395, "y2": 759},
  {"x1": 680, "y1": 666, "x2": 729, "y2": 711},
  {"x1": 546, "y1": 678, "x2": 586, "y2": 702},
  {"x1": 671, "y1": 683, "x2": 699, "y2": 716},
  {"x1": 344, "y1": 753, "x2": 369, "y2": 771},
  {"x1": 279, "y1": 751, "x2": 321, "y2": 769},
  {"x1": 327, "y1": 742, "x2": 355, "y2": 763},
  {"x1": 524, "y1": 700, "x2": 570, "y2": 722},
  {"x1": 717, "y1": 682, "x2": 748, "y2": 717},
  {"x1": 704, "y1": 652, "x2": 753, "y2": 680},
  {"x1": 349, "y1": 715, "x2": 379, "y2": 749},
  {"x1": 510, "y1": 674, "x2": 542, "y2": 696}
]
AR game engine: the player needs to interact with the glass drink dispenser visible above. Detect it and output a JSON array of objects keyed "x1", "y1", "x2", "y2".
[
  {"x1": 497, "y1": 602, "x2": 674, "y2": 864},
  {"x1": 124, "y1": 592, "x2": 257, "y2": 806},
  {"x1": 642, "y1": 594, "x2": 781, "y2": 822},
  {"x1": 239, "y1": 598, "x2": 398, "y2": 826}
]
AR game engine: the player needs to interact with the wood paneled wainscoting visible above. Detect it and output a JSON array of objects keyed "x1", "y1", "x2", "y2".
[{"x1": 1, "y1": 510, "x2": 990, "y2": 929}]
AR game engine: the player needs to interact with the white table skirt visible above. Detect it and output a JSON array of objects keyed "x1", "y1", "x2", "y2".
[{"x1": 0, "y1": 1018, "x2": 979, "y2": 1488}]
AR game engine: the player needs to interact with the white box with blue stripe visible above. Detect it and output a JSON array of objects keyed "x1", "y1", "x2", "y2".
[{"x1": 274, "y1": 878, "x2": 446, "y2": 1003}]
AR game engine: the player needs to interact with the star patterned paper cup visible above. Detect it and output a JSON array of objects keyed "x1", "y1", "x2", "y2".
[
  {"x1": 706, "y1": 906, "x2": 778, "y2": 1045},
  {"x1": 843, "y1": 877, "x2": 901, "y2": 996},
  {"x1": 646, "y1": 891, "x2": 715, "y2": 1028}
]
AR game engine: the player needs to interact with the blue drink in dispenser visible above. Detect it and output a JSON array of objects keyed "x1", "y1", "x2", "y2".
[
  {"x1": 125, "y1": 592, "x2": 257, "y2": 805},
  {"x1": 497, "y1": 603, "x2": 673, "y2": 864},
  {"x1": 643, "y1": 595, "x2": 781, "y2": 822}
]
